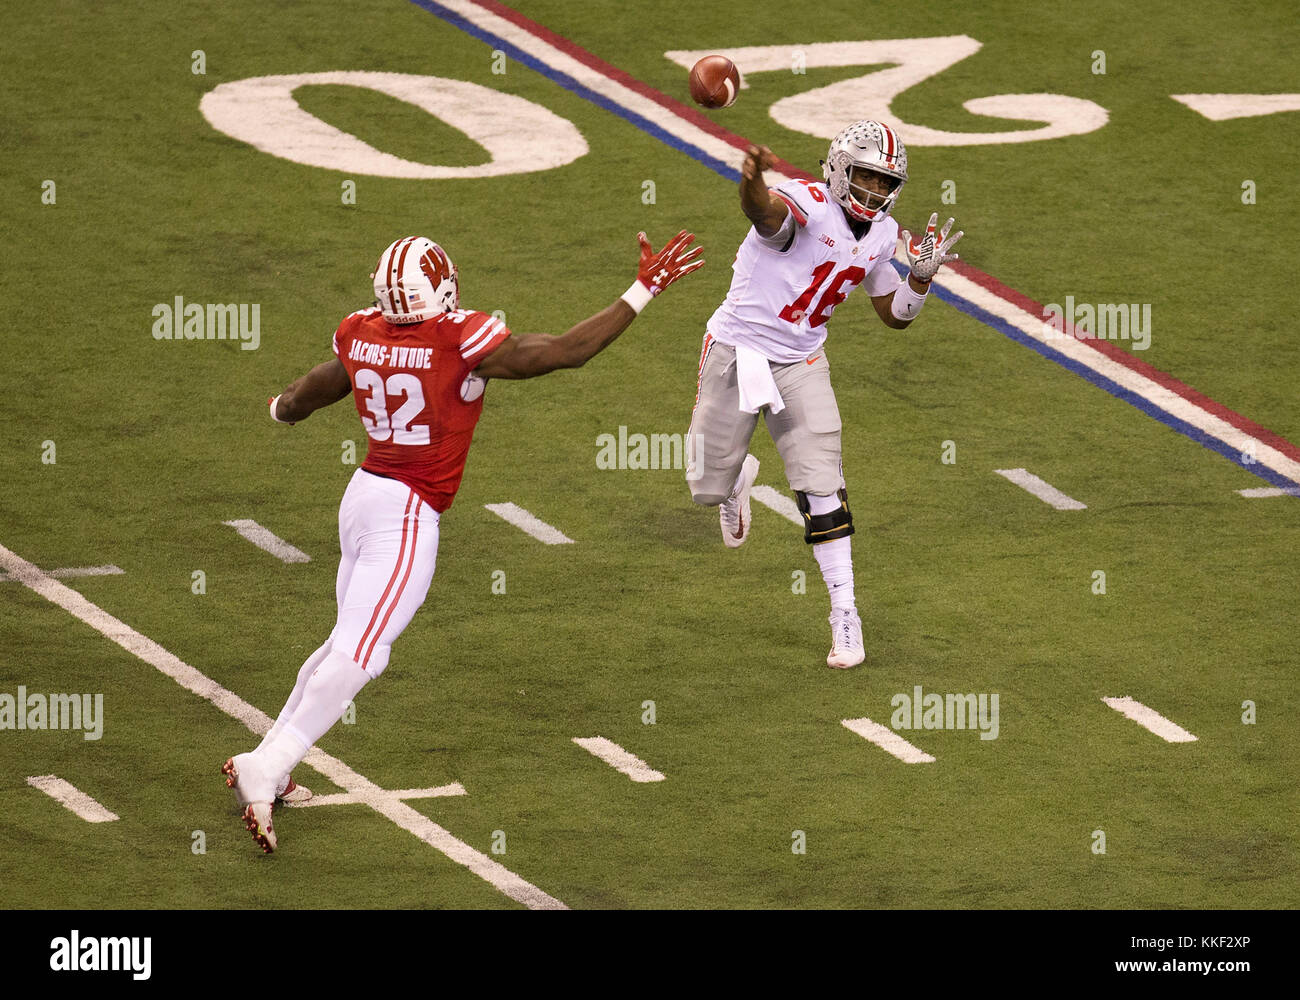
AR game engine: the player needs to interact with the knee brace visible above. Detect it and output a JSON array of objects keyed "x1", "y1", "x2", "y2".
[{"x1": 794, "y1": 488, "x2": 855, "y2": 544}]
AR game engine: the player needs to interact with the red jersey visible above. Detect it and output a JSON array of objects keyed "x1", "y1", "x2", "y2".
[{"x1": 332, "y1": 305, "x2": 510, "y2": 512}]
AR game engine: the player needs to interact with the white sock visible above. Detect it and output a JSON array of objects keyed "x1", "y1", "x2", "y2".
[
  {"x1": 807, "y1": 493, "x2": 855, "y2": 612},
  {"x1": 253, "y1": 648, "x2": 371, "y2": 791},
  {"x1": 257, "y1": 639, "x2": 334, "y2": 753}
]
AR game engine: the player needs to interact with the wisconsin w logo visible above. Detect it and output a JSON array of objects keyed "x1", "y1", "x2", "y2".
[{"x1": 418, "y1": 245, "x2": 452, "y2": 285}]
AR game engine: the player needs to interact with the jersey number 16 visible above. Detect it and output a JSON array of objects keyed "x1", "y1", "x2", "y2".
[{"x1": 778, "y1": 263, "x2": 866, "y2": 328}]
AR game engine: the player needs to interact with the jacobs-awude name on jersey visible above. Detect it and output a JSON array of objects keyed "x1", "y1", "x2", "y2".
[{"x1": 343, "y1": 339, "x2": 435, "y2": 369}]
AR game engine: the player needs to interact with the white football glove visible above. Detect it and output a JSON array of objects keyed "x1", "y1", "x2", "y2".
[{"x1": 901, "y1": 213, "x2": 963, "y2": 284}]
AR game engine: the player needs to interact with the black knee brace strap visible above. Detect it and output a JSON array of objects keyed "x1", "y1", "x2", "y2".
[{"x1": 795, "y1": 488, "x2": 854, "y2": 544}]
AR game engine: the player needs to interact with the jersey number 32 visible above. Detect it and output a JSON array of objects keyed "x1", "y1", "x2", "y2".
[{"x1": 355, "y1": 369, "x2": 430, "y2": 444}]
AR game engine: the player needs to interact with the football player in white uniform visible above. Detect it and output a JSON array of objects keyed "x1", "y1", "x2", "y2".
[{"x1": 686, "y1": 120, "x2": 962, "y2": 668}]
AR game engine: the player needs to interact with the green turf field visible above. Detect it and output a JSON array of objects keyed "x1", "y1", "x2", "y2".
[{"x1": 1, "y1": 0, "x2": 1297, "y2": 909}]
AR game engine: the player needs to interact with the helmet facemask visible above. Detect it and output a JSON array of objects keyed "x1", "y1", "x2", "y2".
[{"x1": 846, "y1": 165, "x2": 904, "y2": 221}]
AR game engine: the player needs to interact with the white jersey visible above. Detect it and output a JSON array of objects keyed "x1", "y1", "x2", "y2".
[{"x1": 706, "y1": 179, "x2": 901, "y2": 363}]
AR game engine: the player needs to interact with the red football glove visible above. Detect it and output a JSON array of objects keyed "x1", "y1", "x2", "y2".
[{"x1": 636, "y1": 229, "x2": 704, "y2": 296}]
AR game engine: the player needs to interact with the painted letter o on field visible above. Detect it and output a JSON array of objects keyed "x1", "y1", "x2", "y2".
[{"x1": 200, "y1": 71, "x2": 587, "y2": 178}]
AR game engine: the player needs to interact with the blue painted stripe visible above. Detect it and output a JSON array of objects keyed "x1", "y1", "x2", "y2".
[
  {"x1": 409, "y1": 0, "x2": 741, "y2": 180},
  {"x1": 887, "y1": 261, "x2": 1300, "y2": 488}
]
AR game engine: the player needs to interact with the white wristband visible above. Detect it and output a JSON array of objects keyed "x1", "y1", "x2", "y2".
[
  {"x1": 620, "y1": 280, "x2": 654, "y2": 315},
  {"x1": 269, "y1": 394, "x2": 293, "y2": 423},
  {"x1": 890, "y1": 276, "x2": 929, "y2": 321}
]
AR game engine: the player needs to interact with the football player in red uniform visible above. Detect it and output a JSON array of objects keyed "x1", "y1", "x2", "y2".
[{"x1": 223, "y1": 230, "x2": 702, "y2": 852}]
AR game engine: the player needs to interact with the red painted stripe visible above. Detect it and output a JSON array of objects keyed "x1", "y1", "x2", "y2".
[
  {"x1": 473, "y1": 0, "x2": 1300, "y2": 465},
  {"x1": 354, "y1": 491, "x2": 415, "y2": 662},
  {"x1": 947, "y1": 259, "x2": 1300, "y2": 463},
  {"x1": 880, "y1": 124, "x2": 895, "y2": 159},
  {"x1": 469, "y1": 0, "x2": 808, "y2": 179},
  {"x1": 362, "y1": 498, "x2": 422, "y2": 669}
]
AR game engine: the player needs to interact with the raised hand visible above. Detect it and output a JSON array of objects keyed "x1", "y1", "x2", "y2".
[
  {"x1": 741, "y1": 145, "x2": 774, "y2": 182},
  {"x1": 636, "y1": 229, "x2": 705, "y2": 296},
  {"x1": 901, "y1": 212, "x2": 963, "y2": 284}
]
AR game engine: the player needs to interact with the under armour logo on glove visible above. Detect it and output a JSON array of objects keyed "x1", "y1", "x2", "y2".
[
  {"x1": 637, "y1": 230, "x2": 705, "y2": 295},
  {"x1": 900, "y1": 212, "x2": 963, "y2": 284}
]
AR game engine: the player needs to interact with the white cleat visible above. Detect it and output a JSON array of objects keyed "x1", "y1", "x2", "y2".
[
  {"x1": 720, "y1": 455, "x2": 760, "y2": 548},
  {"x1": 242, "y1": 802, "x2": 277, "y2": 854},
  {"x1": 826, "y1": 609, "x2": 865, "y2": 669},
  {"x1": 276, "y1": 775, "x2": 312, "y2": 805},
  {"x1": 222, "y1": 755, "x2": 278, "y2": 854}
]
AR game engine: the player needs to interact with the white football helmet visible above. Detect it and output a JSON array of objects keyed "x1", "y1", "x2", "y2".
[
  {"x1": 371, "y1": 236, "x2": 458, "y2": 324},
  {"x1": 822, "y1": 120, "x2": 908, "y2": 223}
]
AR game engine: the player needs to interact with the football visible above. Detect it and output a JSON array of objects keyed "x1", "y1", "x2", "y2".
[{"x1": 688, "y1": 55, "x2": 740, "y2": 109}]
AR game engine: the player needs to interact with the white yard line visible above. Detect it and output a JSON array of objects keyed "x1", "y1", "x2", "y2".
[
  {"x1": 0, "y1": 564, "x2": 123, "y2": 583},
  {"x1": 750, "y1": 485, "x2": 803, "y2": 525},
  {"x1": 1102, "y1": 696, "x2": 1198, "y2": 743},
  {"x1": 572, "y1": 737, "x2": 666, "y2": 782},
  {"x1": 994, "y1": 468, "x2": 1087, "y2": 510},
  {"x1": 222, "y1": 519, "x2": 311, "y2": 563},
  {"x1": 841, "y1": 718, "x2": 936, "y2": 764},
  {"x1": 0, "y1": 539, "x2": 565, "y2": 910},
  {"x1": 1237, "y1": 486, "x2": 1300, "y2": 498},
  {"x1": 290, "y1": 783, "x2": 467, "y2": 808},
  {"x1": 26, "y1": 775, "x2": 119, "y2": 823},
  {"x1": 1172, "y1": 93, "x2": 1300, "y2": 121},
  {"x1": 484, "y1": 503, "x2": 575, "y2": 544}
]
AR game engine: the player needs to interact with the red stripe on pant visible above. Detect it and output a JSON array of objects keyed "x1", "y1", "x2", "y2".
[
  {"x1": 354, "y1": 490, "x2": 416, "y2": 663},
  {"x1": 360, "y1": 498, "x2": 422, "y2": 670},
  {"x1": 692, "y1": 333, "x2": 713, "y2": 414}
]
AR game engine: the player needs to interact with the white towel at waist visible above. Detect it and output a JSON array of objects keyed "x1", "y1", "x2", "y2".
[{"x1": 734, "y1": 343, "x2": 785, "y2": 415}]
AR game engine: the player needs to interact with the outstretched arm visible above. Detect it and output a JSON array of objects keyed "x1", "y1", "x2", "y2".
[
  {"x1": 870, "y1": 213, "x2": 964, "y2": 330},
  {"x1": 473, "y1": 230, "x2": 704, "y2": 380},
  {"x1": 269, "y1": 358, "x2": 352, "y2": 424}
]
